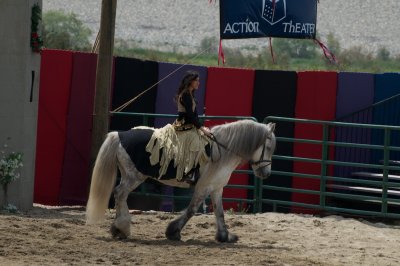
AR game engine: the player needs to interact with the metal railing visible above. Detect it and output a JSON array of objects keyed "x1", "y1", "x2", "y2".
[{"x1": 264, "y1": 116, "x2": 400, "y2": 219}]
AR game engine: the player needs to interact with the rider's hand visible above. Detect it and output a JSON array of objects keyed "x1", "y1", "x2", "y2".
[{"x1": 200, "y1": 126, "x2": 212, "y2": 138}]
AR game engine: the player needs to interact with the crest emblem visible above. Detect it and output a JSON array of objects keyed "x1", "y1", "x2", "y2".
[{"x1": 262, "y1": 0, "x2": 286, "y2": 25}]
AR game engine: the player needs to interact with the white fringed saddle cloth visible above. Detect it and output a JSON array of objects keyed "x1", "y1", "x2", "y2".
[{"x1": 145, "y1": 124, "x2": 210, "y2": 181}]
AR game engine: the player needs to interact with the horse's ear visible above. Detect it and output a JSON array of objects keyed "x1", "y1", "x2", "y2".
[{"x1": 267, "y1": 122, "x2": 276, "y2": 133}]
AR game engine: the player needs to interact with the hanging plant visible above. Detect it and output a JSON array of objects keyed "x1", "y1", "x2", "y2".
[{"x1": 30, "y1": 3, "x2": 43, "y2": 53}]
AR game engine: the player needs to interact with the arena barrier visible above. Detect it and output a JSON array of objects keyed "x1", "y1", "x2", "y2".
[{"x1": 265, "y1": 116, "x2": 400, "y2": 219}]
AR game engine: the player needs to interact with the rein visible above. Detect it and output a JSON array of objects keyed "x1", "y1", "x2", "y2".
[
  {"x1": 209, "y1": 133, "x2": 272, "y2": 168},
  {"x1": 208, "y1": 134, "x2": 227, "y2": 162}
]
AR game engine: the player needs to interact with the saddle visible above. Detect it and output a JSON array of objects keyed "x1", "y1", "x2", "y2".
[
  {"x1": 145, "y1": 124, "x2": 210, "y2": 181},
  {"x1": 172, "y1": 118, "x2": 194, "y2": 131}
]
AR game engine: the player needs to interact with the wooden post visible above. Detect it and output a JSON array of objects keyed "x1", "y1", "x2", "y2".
[{"x1": 90, "y1": 0, "x2": 117, "y2": 166}]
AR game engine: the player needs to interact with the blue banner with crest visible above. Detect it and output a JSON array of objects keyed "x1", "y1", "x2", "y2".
[{"x1": 220, "y1": 0, "x2": 317, "y2": 40}]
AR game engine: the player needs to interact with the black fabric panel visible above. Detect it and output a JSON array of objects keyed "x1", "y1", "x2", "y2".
[
  {"x1": 110, "y1": 57, "x2": 159, "y2": 130},
  {"x1": 110, "y1": 57, "x2": 159, "y2": 211},
  {"x1": 252, "y1": 70, "x2": 297, "y2": 212},
  {"x1": 118, "y1": 128, "x2": 177, "y2": 178}
]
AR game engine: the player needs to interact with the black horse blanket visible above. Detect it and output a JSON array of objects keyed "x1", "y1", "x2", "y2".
[{"x1": 118, "y1": 128, "x2": 210, "y2": 180}]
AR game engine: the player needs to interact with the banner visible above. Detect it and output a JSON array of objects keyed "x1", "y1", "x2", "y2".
[{"x1": 220, "y1": 0, "x2": 317, "y2": 40}]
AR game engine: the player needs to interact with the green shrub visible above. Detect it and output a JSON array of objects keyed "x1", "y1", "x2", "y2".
[
  {"x1": 377, "y1": 47, "x2": 390, "y2": 61},
  {"x1": 43, "y1": 10, "x2": 92, "y2": 51},
  {"x1": 273, "y1": 38, "x2": 317, "y2": 59},
  {"x1": 199, "y1": 36, "x2": 219, "y2": 55}
]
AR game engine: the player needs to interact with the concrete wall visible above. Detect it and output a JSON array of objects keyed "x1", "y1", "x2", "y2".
[{"x1": 0, "y1": 0, "x2": 41, "y2": 210}]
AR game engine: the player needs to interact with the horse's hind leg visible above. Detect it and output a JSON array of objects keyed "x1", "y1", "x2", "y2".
[
  {"x1": 211, "y1": 188, "x2": 238, "y2": 243},
  {"x1": 165, "y1": 186, "x2": 209, "y2": 241},
  {"x1": 111, "y1": 150, "x2": 146, "y2": 239}
]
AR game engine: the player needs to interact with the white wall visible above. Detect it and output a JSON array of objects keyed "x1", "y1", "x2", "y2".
[{"x1": 0, "y1": 0, "x2": 41, "y2": 210}]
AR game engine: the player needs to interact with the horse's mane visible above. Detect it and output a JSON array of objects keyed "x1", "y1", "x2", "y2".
[{"x1": 211, "y1": 120, "x2": 269, "y2": 160}]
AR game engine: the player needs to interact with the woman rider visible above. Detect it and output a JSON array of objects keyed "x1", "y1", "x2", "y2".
[
  {"x1": 174, "y1": 70, "x2": 211, "y2": 137},
  {"x1": 146, "y1": 70, "x2": 212, "y2": 183},
  {"x1": 173, "y1": 70, "x2": 212, "y2": 182}
]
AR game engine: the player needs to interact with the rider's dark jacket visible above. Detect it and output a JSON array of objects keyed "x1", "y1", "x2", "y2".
[{"x1": 177, "y1": 91, "x2": 202, "y2": 129}]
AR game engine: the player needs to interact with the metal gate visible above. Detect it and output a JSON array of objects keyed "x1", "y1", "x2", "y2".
[{"x1": 264, "y1": 116, "x2": 400, "y2": 219}]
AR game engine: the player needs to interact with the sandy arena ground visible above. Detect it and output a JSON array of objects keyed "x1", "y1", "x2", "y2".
[{"x1": 1, "y1": 204, "x2": 400, "y2": 265}]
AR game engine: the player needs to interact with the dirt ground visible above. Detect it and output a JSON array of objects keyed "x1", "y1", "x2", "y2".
[{"x1": 1, "y1": 204, "x2": 400, "y2": 266}]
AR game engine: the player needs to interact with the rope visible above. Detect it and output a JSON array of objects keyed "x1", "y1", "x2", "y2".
[
  {"x1": 272, "y1": 0, "x2": 277, "y2": 19},
  {"x1": 269, "y1": 37, "x2": 275, "y2": 64},
  {"x1": 314, "y1": 39, "x2": 338, "y2": 64},
  {"x1": 92, "y1": 30, "x2": 100, "y2": 53},
  {"x1": 111, "y1": 45, "x2": 214, "y2": 113},
  {"x1": 218, "y1": 39, "x2": 225, "y2": 65}
]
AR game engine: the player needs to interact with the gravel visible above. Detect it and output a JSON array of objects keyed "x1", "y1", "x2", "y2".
[{"x1": 43, "y1": 0, "x2": 400, "y2": 56}]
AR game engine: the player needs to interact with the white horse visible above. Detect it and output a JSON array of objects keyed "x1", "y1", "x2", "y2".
[{"x1": 86, "y1": 119, "x2": 276, "y2": 243}]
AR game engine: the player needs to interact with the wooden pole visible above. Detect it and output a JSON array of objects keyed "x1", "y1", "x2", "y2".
[{"x1": 90, "y1": 0, "x2": 117, "y2": 166}]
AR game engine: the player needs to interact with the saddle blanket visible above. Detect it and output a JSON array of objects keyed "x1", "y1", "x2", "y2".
[{"x1": 118, "y1": 126, "x2": 210, "y2": 181}]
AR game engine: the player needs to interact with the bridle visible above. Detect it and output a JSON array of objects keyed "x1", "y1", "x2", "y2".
[
  {"x1": 249, "y1": 137, "x2": 272, "y2": 170},
  {"x1": 210, "y1": 134, "x2": 272, "y2": 170}
]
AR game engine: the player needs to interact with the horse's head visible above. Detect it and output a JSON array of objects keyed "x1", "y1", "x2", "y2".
[{"x1": 250, "y1": 122, "x2": 276, "y2": 179}]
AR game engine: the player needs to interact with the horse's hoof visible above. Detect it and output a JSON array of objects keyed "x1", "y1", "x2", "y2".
[
  {"x1": 111, "y1": 224, "x2": 128, "y2": 239},
  {"x1": 165, "y1": 223, "x2": 182, "y2": 241},
  {"x1": 166, "y1": 232, "x2": 181, "y2": 241},
  {"x1": 165, "y1": 229, "x2": 181, "y2": 241},
  {"x1": 216, "y1": 231, "x2": 238, "y2": 243},
  {"x1": 227, "y1": 233, "x2": 239, "y2": 243}
]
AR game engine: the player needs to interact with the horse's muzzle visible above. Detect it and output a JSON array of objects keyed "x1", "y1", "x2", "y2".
[{"x1": 254, "y1": 168, "x2": 271, "y2": 180}]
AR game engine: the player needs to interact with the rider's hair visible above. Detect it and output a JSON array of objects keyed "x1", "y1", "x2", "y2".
[{"x1": 174, "y1": 70, "x2": 199, "y2": 103}]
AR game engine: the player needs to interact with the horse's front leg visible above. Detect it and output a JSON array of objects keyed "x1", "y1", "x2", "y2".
[
  {"x1": 211, "y1": 188, "x2": 239, "y2": 243},
  {"x1": 165, "y1": 187, "x2": 209, "y2": 241}
]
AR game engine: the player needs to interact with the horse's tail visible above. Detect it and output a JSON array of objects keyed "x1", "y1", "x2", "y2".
[{"x1": 86, "y1": 132, "x2": 120, "y2": 224}]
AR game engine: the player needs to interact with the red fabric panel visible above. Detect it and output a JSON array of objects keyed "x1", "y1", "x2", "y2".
[
  {"x1": 292, "y1": 71, "x2": 337, "y2": 213},
  {"x1": 59, "y1": 52, "x2": 97, "y2": 205},
  {"x1": 204, "y1": 67, "x2": 255, "y2": 210},
  {"x1": 34, "y1": 50, "x2": 73, "y2": 205}
]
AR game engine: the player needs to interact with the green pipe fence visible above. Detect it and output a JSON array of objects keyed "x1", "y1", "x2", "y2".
[{"x1": 265, "y1": 116, "x2": 400, "y2": 219}]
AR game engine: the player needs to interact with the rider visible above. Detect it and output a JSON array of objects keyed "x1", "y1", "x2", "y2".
[
  {"x1": 174, "y1": 70, "x2": 212, "y2": 182},
  {"x1": 146, "y1": 70, "x2": 212, "y2": 183},
  {"x1": 174, "y1": 71, "x2": 211, "y2": 136}
]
